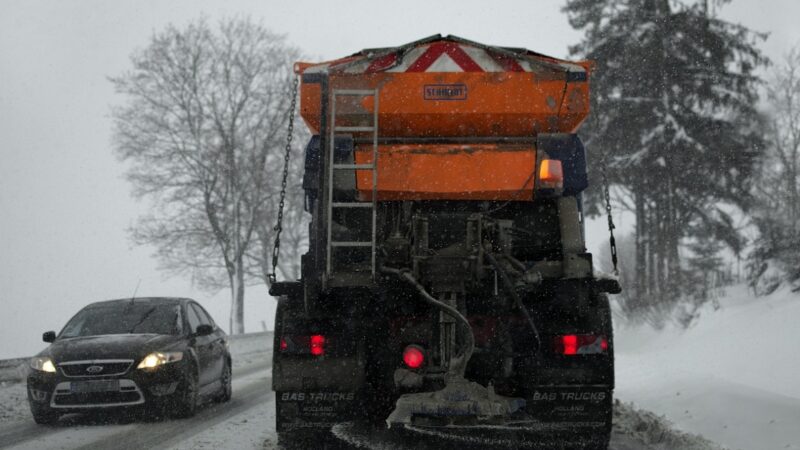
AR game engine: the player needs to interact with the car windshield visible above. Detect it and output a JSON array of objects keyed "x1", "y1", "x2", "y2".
[{"x1": 59, "y1": 303, "x2": 182, "y2": 338}]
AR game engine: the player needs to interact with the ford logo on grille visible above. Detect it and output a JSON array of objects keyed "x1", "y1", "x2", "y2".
[{"x1": 86, "y1": 365, "x2": 104, "y2": 374}]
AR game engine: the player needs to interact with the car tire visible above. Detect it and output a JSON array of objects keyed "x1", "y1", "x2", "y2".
[
  {"x1": 173, "y1": 364, "x2": 199, "y2": 418},
  {"x1": 216, "y1": 359, "x2": 232, "y2": 403},
  {"x1": 30, "y1": 404, "x2": 59, "y2": 425}
]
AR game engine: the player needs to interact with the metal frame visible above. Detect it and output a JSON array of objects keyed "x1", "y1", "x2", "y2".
[{"x1": 326, "y1": 89, "x2": 379, "y2": 279}]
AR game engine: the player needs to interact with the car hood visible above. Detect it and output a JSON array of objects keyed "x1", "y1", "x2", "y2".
[{"x1": 46, "y1": 334, "x2": 183, "y2": 362}]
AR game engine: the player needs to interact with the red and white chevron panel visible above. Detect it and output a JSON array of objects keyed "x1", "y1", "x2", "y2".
[{"x1": 305, "y1": 41, "x2": 561, "y2": 74}]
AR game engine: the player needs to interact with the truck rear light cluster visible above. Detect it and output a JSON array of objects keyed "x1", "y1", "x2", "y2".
[
  {"x1": 309, "y1": 334, "x2": 326, "y2": 356},
  {"x1": 402, "y1": 345, "x2": 425, "y2": 369},
  {"x1": 555, "y1": 334, "x2": 608, "y2": 355},
  {"x1": 279, "y1": 334, "x2": 327, "y2": 356}
]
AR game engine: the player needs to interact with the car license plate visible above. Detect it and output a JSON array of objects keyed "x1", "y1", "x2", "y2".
[{"x1": 70, "y1": 380, "x2": 120, "y2": 393}]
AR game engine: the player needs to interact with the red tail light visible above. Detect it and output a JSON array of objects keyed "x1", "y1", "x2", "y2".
[
  {"x1": 555, "y1": 335, "x2": 608, "y2": 355},
  {"x1": 310, "y1": 334, "x2": 326, "y2": 356},
  {"x1": 280, "y1": 338, "x2": 288, "y2": 351},
  {"x1": 402, "y1": 345, "x2": 425, "y2": 369}
]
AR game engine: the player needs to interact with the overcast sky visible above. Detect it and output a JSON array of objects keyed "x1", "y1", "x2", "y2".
[{"x1": 1, "y1": 0, "x2": 798, "y2": 359}]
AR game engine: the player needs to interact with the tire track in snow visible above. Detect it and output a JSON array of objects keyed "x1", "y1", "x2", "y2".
[{"x1": 77, "y1": 369, "x2": 272, "y2": 450}]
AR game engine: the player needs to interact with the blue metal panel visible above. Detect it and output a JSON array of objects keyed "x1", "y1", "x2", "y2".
[{"x1": 537, "y1": 133, "x2": 588, "y2": 196}]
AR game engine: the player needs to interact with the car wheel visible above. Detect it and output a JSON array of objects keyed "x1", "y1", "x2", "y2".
[
  {"x1": 173, "y1": 364, "x2": 199, "y2": 418},
  {"x1": 216, "y1": 360, "x2": 232, "y2": 403},
  {"x1": 30, "y1": 404, "x2": 59, "y2": 425}
]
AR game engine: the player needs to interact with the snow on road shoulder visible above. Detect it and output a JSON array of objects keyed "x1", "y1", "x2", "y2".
[
  {"x1": 615, "y1": 283, "x2": 800, "y2": 450},
  {"x1": 0, "y1": 381, "x2": 30, "y2": 424},
  {"x1": 612, "y1": 400, "x2": 724, "y2": 450},
  {"x1": 230, "y1": 331, "x2": 273, "y2": 369}
]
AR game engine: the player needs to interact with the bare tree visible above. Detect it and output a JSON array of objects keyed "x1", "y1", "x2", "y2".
[
  {"x1": 749, "y1": 46, "x2": 800, "y2": 292},
  {"x1": 766, "y1": 47, "x2": 800, "y2": 239},
  {"x1": 111, "y1": 18, "x2": 300, "y2": 333}
]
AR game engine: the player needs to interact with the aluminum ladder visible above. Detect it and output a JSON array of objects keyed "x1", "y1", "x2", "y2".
[{"x1": 325, "y1": 89, "x2": 379, "y2": 280}]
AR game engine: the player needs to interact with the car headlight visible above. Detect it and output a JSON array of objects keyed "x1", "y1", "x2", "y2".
[
  {"x1": 137, "y1": 352, "x2": 184, "y2": 370},
  {"x1": 30, "y1": 357, "x2": 56, "y2": 373}
]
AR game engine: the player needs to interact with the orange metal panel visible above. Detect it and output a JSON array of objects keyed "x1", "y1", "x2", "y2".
[
  {"x1": 300, "y1": 72, "x2": 589, "y2": 138},
  {"x1": 352, "y1": 143, "x2": 536, "y2": 201}
]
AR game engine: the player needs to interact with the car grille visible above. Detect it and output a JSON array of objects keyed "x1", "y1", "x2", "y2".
[
  {"x1": 58, "y1": 360, "x2": 133, "y2": 378},
  {"x1": 53, "y1": 391, "x2": 142, "y2": 406}
]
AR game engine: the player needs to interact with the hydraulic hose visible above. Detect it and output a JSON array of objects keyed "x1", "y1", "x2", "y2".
[
  {"x1": 380, "y1": 266, "x2": 474, "y2": 378},
  {"x1": 483, "y1": 251, "x2": 541, "y2": 352}
]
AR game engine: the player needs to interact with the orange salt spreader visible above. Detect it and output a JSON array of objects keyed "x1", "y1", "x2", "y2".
[
  {"x1": 294, "y1": 34, "x2": 592, "y2": 201},
  {"x1": 273, "y1": 36, "x2": 620, "y2": 446}
]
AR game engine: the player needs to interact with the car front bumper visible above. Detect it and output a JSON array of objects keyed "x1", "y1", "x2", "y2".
[{"x1": 27, "y1": 360, "x2": 189, "y2": 411}]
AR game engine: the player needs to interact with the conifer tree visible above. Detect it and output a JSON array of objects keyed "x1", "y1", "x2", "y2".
[{"x1": 564, "y1": 0, "x2": 767, "y2": 315}]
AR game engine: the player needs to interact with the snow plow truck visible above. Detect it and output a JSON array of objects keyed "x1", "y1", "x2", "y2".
[{"x1": 270, "y1": 35, "x2": 620, "y2": 449}]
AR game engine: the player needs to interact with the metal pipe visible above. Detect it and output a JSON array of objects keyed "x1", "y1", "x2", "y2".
[{"x1": 483, "y1": 251, "x2": 541, "y2": 352}]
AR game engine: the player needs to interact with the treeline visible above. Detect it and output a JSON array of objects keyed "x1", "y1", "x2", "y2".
[{"x1": 564, "y1": 0, "x2": 800, "y2": 324}]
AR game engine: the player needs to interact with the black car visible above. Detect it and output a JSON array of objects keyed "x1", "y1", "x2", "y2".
[{"x1": 27, "y1": 297, "x2": 231, "y2": 424}]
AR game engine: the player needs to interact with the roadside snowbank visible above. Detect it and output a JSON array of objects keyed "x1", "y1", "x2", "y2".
[
  {"x1": 611, "y1": 400, "x2": 723, "y2": 450},
  {"x1": 0, "y1": 381, "x2": 28, "y2": 423},
  {"x1": 615, "y1": 284, "x2": 800, "y2": 450}
]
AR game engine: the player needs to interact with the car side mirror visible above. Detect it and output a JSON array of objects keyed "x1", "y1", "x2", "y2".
[
  {"x1": 43, "y1": 331, "x2": 56, "y2": 343},
  {"x1": 593, "y1": 278, "x2": 622, "y2": 295},
  {"x1": 195, "y1": 324, "x2": 214, "y2": 336}
]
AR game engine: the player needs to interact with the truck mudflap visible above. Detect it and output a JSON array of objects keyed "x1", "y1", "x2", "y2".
[
  {"x1": 276, "y1": 391, "x2": 360, "y2": 432},
  {"x1": 523, "y1": 385, "x2": 613, "y2": 431}
]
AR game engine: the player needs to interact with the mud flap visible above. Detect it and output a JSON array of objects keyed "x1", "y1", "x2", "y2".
[
  {"x1": 524, "y1": 385, "x2": 613, "y2": 432},
  {"x1": 276, "y1": 391, "x2": 359, "y2": 432}
]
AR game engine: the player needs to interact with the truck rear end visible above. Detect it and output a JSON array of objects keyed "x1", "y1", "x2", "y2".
[{"x1": 271, "y1": 35, "x2": 619, "y2": 449}]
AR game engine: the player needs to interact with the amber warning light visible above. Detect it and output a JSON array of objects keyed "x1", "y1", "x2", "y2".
[{"x1": 538, "y1": 159, "x2": 564, "y2": 190}]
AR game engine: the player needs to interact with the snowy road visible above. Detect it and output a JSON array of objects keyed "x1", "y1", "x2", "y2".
[{"x1": 0, "y1": 332, "x2": 722, "y2": 450}]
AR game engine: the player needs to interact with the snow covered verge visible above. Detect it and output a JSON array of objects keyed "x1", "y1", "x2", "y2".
[
  {"x1": 0, "y1": 358, "x2": 28, "y2": 383},
  {"x1": 614, "y1": 283, "x2": 800, "y2": 450},
  {"x1": 0, "y1": 381, "x2": 28, "y2": 423},
  {"x1": 611, "y1": 400, "x2": 723, "y2": 450}
]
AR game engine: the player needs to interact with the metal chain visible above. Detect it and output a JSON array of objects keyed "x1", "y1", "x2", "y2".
[
  {"x1": 269, "y1": 76, "x2": 299, "y2": 285},
  {"x1": 601, "y1": 158, "x2": 619, "y2": 276}
]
